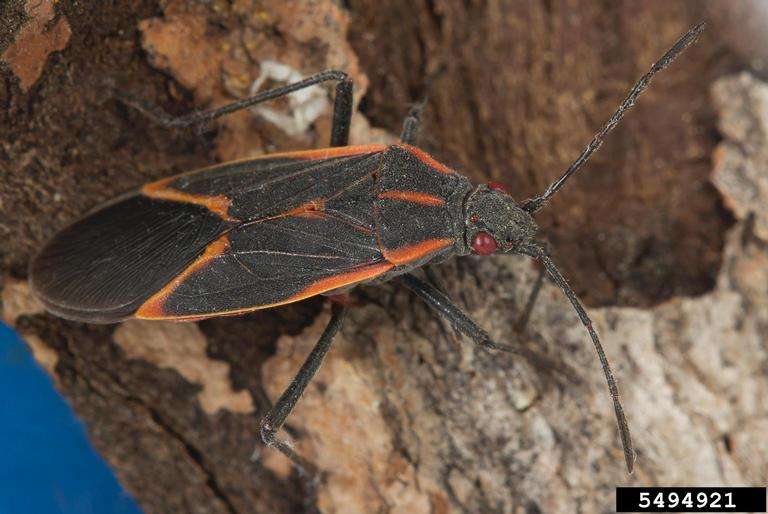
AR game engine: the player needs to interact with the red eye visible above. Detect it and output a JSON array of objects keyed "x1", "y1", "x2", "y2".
[
  {"x1": 488, "y1": 182, "x2": 507, "y2": 193},
  {"x1": 471, "y1": 231, "x2": 498, "y2": 255}
]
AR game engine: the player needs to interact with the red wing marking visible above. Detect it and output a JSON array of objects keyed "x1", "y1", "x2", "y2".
[
  {"x1": 396, "y1": 143, "x2": 454, "y2": 174},
  {"x1": 284, "y1": 199, "x2": 325, "y2": 217},
  {"x1": 295, "y1": 209, "x2": 374, "y2": 233},
  {"x1": 136, "y1": 261, "x2": 394, "y2": 321},
  {"x1": 244, "y1": 199, "x2": 326, "y2": 224},
  {"x1": 257, "y1": 144, "x2": 387, "y2": 161},
  {"x1": 378, "y1": 190, "x2": 446, "y2": 206},
  {"x1": 142, "y1": 178, "x2": 236, "y2": 221},
  {"x1": 383, "y1": 238, "x2": 453, "y2": 265},
  {"x1": 136, "y1": 234, "x2": 231, "y2": 319},
  {"x1": 284, "y1": 262, "x2": 394, "y2": 302}
]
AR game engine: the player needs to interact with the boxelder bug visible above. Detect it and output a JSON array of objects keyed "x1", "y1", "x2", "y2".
[{"x1": 29, "y1": 23, "x2": 706, "y2": 475}]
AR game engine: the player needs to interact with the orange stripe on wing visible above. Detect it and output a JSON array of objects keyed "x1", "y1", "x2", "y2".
[
  {"x1": 383, "y1": 238, "x2": 453, "y2": 265},
  {"x1": 285, "y1": 261, "x2": 394, "y2": 302},
  {"x1": 144, "y1": 144, "x2": 387, "y2": 184},
  {"x1": 397, "y1": 143, "x2": 454, "y2": 174},
  {"x1": 283, "y1": 199, "x2": 325, "y2": 217},
  {"x1": 142, "y1": 178, "x2": 236, "y2": 221},
  {"x1": 258, "y1": 144, "x2": 387, "y2": 161},
  {"x1": 378, "y1": 190, "x2": 446, "y2": 206},
  {"x1": 139, "y1": 144, "x2": 385, "y2": 217},
  {"x1": 135, "y1": 234, "x2": 231, "y2": 319},
  {"x1": 135, "y1": 260, "x2": 394, "y2": 321}
]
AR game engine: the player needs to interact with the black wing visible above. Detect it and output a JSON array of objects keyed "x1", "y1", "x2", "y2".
[{"x1": 30, "y1": 146, "x2": 389, "y2": 322}]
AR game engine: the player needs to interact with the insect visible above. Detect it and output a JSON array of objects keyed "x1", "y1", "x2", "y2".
[{"x1": 29, "y1": 23, "x2": 705, "y2": 475}]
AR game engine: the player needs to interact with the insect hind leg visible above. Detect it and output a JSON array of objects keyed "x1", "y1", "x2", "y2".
[
  {"x1": 256, "y1": 302, "x2": 347, "y2": 478},
  {"x1": 116, "y1": 70, "x2": 354, "y2": 141}
]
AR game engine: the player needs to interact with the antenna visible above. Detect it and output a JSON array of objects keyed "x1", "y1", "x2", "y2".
[
  {"x1": 518, "y1": 243, "x2": 634, "y2": 473},
  {"x1": 522, "y1": 21, "x2": 706, "y2": 214}
]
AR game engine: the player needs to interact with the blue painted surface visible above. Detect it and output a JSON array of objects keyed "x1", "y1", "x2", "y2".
[{"x1": 0, "y1": 321, "x2": 143, "y2": 514}]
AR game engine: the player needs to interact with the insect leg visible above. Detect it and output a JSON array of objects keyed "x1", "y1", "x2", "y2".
[
  {"x1": 423, "y1": 265, "x2": 448, "y2": 295},
  {"x1": 330, "y1": 79, "x2": 353, "y2": 147},
  {"x1": 515, "y1": 262, "x2": 546, "y2": 332},
  {"x1": 420, "y1": 266, "x2": 466, "y2": 341},
  {"x1": 117, "y1": 69, "x2": 353, "y2": 131},
  {"x1": 399, "y1": 100, "x2": 427, "y2": 145},
  {"x1": 400, "y1": 273, "x2": 518, "y2": 354},
  {"x1": 258, "y1": 302, "x2": 347, "y2": 476}
]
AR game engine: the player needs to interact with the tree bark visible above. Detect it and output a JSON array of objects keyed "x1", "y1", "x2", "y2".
[{"x1": 2, "y1": 1, "x2": 765, "y2": 513}]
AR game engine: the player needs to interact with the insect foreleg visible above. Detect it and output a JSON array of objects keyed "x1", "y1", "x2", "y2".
[
  {"x1": 399, "y1": 100, "x2": 427, "y2": 145},
  {"x1": 515, "y1": 259, "x2": 547, "y2": 333},
  {"x1": 400, "y1": 273, "x2": 518, "y2": 354}
]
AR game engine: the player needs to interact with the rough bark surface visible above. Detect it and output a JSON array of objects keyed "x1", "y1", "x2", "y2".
[{"x1": 1, "y1": 1, "x2": 764, "y2": 513}]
